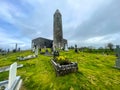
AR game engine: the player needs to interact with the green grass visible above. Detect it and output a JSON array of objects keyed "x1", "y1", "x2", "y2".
[{"x1": 0, "y1": 50, "x2": 120, "y2": 90}]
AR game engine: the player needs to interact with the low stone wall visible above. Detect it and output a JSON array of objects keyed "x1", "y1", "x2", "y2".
[{"x1": 51, "y1": 60, "x2": 78, "y2": 76}]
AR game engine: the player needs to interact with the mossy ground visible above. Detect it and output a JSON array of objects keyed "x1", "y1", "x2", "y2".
[{"x1": 0, "y1": 50, "x2": 120, "y2": 90}]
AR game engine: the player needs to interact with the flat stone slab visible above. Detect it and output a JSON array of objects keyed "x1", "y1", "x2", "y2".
[
  {"x1": 0, "y1": 64, "x2": 23, "y2": 73},
  {"x1": 17, "y1": 55, "x2": 36, "y2": 61}
]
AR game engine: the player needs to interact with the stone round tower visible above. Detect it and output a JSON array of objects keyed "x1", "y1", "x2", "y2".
[{"x1": 53, "y1": 9, "x2": 63, "y2": 48}]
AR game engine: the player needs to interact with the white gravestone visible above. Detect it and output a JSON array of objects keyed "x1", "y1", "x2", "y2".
[
  {"x1": 8, "y1": 62, "x2": 17, "y2": 89},
  {"x1": 0, "y1": 62, "x2": 22, "y2": 90},
  {"x1": 32, "y1": 43, "x2": 35, "y2": 52},
  {"x1": 35, "y1": 46, "x2": 38, "y2": 56},
  {"x1": 65, "y1": 44, "x2": 69, "y2": 51}
]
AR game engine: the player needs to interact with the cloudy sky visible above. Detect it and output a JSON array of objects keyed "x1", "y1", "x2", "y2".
[{"x1": 0, "y1": 0, "x2": 120, "y2": 50}]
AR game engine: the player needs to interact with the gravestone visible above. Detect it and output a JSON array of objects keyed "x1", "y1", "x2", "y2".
[
  {"x1": 75, "y1": 44, "x2": 78, "y2": 53},
  {"x1": 44, "y1": 46, "x2": 46, "y2": 50},
  {"x1": 1, "y1": 50, "x2": 7, "y2": 55},
  {"x1": 53, "y1": 50, "x2": 59, "y2": 61},
  {"x1": 7, "y1": 49, "x2": 9, "y2": 53},
  {"x1": 0, "y1": 62, "x2": 23, "y2": 90},
  {"x1": 33, "y1": 44, "x2": 37, "y2": 53},
  {"x1": 65, "y1": 44, "x2": 69, "y2": 51},
  {"x1": 115, "y1": 45, "x2": 120, "y2": 69},
  {"x1": 53, "y1": 51, "x2": 59, "y2": 57},
  {"x1": 8, "y1": 62, "x2": 17, "y2": 89},
  {"x1": 44, "y1": 49, "x2": 51, "y2": 56},
  {"x1": 18, "y1": 48, "x2": 20, "y2": 52},
  {"x1": 35, "y1": 46, "x2": 38, "y2": 56},
  {"x1": 46, "y1": 49, "x2": 48, "y2": 53},
  {"x1": 39, "y1": 48, "x2": 41, "y2": 53}
]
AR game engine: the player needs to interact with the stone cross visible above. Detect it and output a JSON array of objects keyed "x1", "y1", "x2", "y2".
[{"x1": 8, "y1": 62, "x2": 17, "y2": 89}]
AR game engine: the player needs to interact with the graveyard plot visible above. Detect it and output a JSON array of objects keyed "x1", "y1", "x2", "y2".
[
  {"x1": 0, "y1": 50, "x2": 120, "y2": 90},
  {"x1": 51, "y1": 51, "x2": 78, "y2": 76}
]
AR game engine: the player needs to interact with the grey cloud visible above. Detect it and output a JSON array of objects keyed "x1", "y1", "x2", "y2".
[{"x1": 69, "y1": 0, "x2": 120, "y2": 41}]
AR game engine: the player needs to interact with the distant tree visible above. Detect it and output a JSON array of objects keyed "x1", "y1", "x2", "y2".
[
  {"x1": 98, "y1": 47, "x2": 104, "y2": 50},
  {"x1": 70, "y1": 46, "x2": 74, "y2": 49},
  {"x1": 13, "y1": 49, "x2": 16, "y2": 53},
  {"x1": 98, "y1": 47, "x2": 104, "y2": 53},
  {"x1": 107, "y1": 43, "x2": 114, "y2": 51}
]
